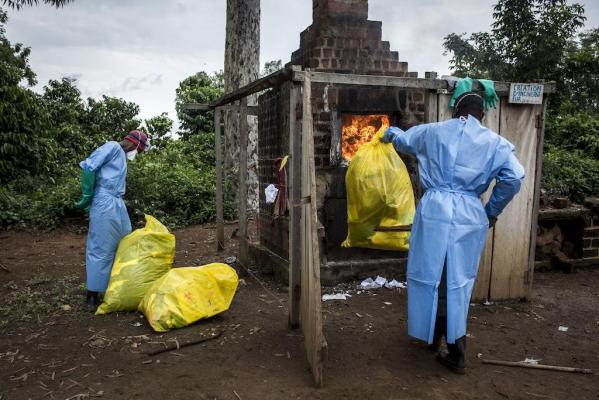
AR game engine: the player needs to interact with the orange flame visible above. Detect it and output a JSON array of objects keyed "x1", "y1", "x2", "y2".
[{"x1": 342, "y1": 114, "x2": 391, "y2": 161}]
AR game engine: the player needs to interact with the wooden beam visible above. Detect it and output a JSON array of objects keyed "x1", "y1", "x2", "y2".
[
  {"x1": 209, "y1": 67, "x2": 293, "y2": 108},
  {"x1": 527, "y1": 95, "x2": 549, "y2": 296},
  {"x1": 292, "y1": 70, "x2": 557, "y2": 95},
  {"x1": 182, "y1": 103, "x2": 259, "y2": 115},
  {"x1": 300, "y1": 70, "x2": 327, "y2": 388},
  {"x1": 288, "y1": 83, "x2": 302, "y2": 330},
  {"x1": 214, "y1": 108, "x2": 224, "y2": 252},
  {"x1": 238, "y1": 97, "x2": 249, "y2": 271}
]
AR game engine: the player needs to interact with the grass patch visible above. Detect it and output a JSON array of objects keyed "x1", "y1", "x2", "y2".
[{"x1": 0, "y1": 274, "x2": 86, "y2": 330}]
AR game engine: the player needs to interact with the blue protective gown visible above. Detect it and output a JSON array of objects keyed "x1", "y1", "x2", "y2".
[
  {"x1": 389, "y1": 116, "x2": 524, "y2": 344},
  {"x1": 80, "y1": 141, "x2": 132, "y2": 292}
]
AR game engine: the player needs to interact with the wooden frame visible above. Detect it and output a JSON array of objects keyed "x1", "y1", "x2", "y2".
[
  {"x1": 288, "y1": 83, "x2": 302, "y2": 329},
  {"x1": 298, "y1": 70, "x2": 327, "y2": 387},
  {"x1": 238, "y1": 97, "x2": 249, "y2": 269},
  {"x1": 214, "y1": 108, "x2": 224, "y2": 251}
]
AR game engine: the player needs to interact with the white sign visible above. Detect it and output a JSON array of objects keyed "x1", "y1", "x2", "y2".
[{"x1": 509, "y1": 83, "x2": 544, "y2": 104}]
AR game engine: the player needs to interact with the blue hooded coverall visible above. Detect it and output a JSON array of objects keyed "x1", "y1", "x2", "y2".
[
  {"x1": 80, "y1": 141, "x2": 132, "y2": 292},
  {"x1": 387, "y1": 116, "x2": 525, "y2": 344}
]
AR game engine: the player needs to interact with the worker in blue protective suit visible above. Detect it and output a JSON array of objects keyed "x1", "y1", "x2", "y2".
[
  {"x1": 75, "y1": 130, "x2": 149, "y2": 312},
  {"x1": 382, "y1": 92, "x2": 524, "y2": 374}
]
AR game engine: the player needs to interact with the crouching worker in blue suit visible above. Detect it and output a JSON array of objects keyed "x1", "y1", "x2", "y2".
[
  {"x1": 75, "y1": 130, "x2": 149, "y2": 312},
  {"x1": 382, "y1": 92, "x2": 524, "y2": 374}
]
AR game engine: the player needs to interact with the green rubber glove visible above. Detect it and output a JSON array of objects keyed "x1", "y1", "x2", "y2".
[
  {"x1": 449, "y1": 77, "x2": 473, "y2": 108},
  {"x1": 75, "y1": 169, "x2": 96, "y2": 210},
  {"x1": 478, "y1": 79, "x2": 499, "y2": 111}
]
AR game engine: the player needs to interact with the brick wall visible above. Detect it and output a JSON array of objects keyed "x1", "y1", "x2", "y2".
[
  {"x1": 582, "y1": 199, "x2": 599, "y2": 262},
  {"x1": 257, "y1": 85, "x2": 291, "y2": 260}
]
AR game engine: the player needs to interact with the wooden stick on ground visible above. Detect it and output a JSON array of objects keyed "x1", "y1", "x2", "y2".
[
  {"x1": 482, "y1": 359, "x2": 593, "y2": 374},
  {"x1": 146, "y1": 331, "x2": 223, "y2": 357},
  {"x1": 0, "y1": 263, "x2": 11, "y2": 272}
]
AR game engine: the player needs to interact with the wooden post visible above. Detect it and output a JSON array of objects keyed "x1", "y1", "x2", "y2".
[
  {"x1": 527, "y1": 95, "x2": 549, "y2": 295},
  {"x1": 238, "y1": 97, "x2": 249, "y2": 270},
  {"x1": 288, "y1": 82, "x2": 302, "y2": 329},
  {"x1": 300, "y1": 70, "x2": 327, "y2": 387},
  {"x1": 490, "y1": 99, "x2": 541, "y2": 300},
  {"x1": 214, "y1": 108, "x2": 225, "y2": 252}
]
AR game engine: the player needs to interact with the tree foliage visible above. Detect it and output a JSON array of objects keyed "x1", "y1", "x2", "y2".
[
  {"x1": 143, "y1": 112, "x2": 173, "y2": 150},
  {"x1": 2, "y1": 0, "x2": 71, "y2": 9},
  {"x1": 443, "y1": 0, "x2": 586, "y2": 82},
  {"x1": 0, "y1": 8, "x2": 50, "y2": 182},
  {"x1": 443, "y1": 0, "x2": 598, "y2": 202},
  {"x1": 175, "y1": 71, "x2": 223, "y2": 139}
]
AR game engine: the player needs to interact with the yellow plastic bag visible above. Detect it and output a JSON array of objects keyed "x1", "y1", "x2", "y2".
[
  {"x1": 96, "y1": 215, "x2": 175, "y2": 315},
  {"x1": 342, "y1": 128, "x2": 415, "y2": 251},
  {"x1": 139, "y1": 263, "x2": 239, "y2": 332}
]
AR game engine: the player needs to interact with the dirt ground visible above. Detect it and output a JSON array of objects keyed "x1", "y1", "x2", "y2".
[{"x1": 1, "y1": 223, "x2": 598, "y2": 400}]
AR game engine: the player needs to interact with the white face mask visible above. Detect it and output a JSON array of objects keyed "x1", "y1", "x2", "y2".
[{"x1": 126, "y1": 149, "x2": 138, "y2": 161}]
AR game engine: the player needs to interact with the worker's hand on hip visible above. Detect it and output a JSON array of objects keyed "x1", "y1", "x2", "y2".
[{"x1": 488, "y1": 215, "x2": 497, "y2": 228}]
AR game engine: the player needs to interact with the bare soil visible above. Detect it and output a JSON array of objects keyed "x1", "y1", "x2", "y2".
[{"x1": 1, "y1": 224, "x2": 598, "y2": 400}]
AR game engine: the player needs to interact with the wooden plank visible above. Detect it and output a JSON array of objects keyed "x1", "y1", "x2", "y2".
[
  {"x1": 490, "y1": 99, "x2": 540, "y2": 300},
  {"x1": 472, "y1": 104, "x2": 500, "y2": 301},
  {"x1": 210, "y1": 67, "x2": 293, "y2": 108},
  {"x1": 214, "y1": 108, "x2": 224, "y2": 251},
  {"x1": 293, "y1": 71, "x2": 556, "y2": 95},
  {"x1": 526, "y1": 96, "x2": 549, "y2": 296},
  {"x1": 424, "y1": 89, "x2": 438, "y2": 124},
  {"x1": 238, "y1": 97, "x2": 249, "y2": 270},
  {"x1": 299, "y1": 70, "x2": 327, "y2": 387},
  {"x1": 437, "y1": 93, "x2": 453, "y2": 121},
  {"x1": 288, "y1": 83, "x2": 302, "y2": 329}
]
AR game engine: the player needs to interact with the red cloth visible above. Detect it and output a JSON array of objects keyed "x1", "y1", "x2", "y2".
[
  {"x1": 124, "y1": 130, "x2": 148, "y2": 152},
  {"x1": 274, "y1": 157, "x2": 288, "y2": 217}
]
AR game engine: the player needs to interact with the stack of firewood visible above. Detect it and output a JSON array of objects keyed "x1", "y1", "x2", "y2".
[{"x1": 536, "y1": 224, "x2": 576, "y2": 265}]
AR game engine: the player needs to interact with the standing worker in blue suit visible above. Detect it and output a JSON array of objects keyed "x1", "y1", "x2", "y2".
[
  {"x1": 75, "y1": 130, "x2": 149, "y2": 312},
  {"x1": 382, "y1": 92, "x2": 524, "y2": 374}
]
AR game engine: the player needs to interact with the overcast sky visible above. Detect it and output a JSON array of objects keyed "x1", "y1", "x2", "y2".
[{"x1": 5, "y1": 0, "x2": 599, "y2": 128}]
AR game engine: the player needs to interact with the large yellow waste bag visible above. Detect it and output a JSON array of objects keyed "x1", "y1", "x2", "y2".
[
  {"x1": 139, "y1": 263, "x2": 239, "y2": 332},
  {"x1": 96, "y1": 215, "x2": 175, "y2": 315},
  {"x1": 342, "y1": 128, "x2": 415, "y2": 251}
]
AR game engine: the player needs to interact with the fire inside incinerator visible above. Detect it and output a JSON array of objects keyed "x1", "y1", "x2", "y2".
[{"x1": 341, "y1": 114, "x2": 391, "y2": 161}]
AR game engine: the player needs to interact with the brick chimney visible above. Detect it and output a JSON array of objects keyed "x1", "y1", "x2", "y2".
[
  {"x1": 290, "y1": 0, "x2": 414, "y2": 77},
  {"x1": 313, "y1": 0, "x2": 369, "y2": 22}
]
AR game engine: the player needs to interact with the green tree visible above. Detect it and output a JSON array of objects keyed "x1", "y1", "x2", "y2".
[
  {"x1": 560, "y1": 28, "x2": 599, "y2": 113},
  {"x1": 443, "y1": 0, "x2": 586, "y2": 82},
  {"x1": 0, "y1": 8, "x2": 50, "y2": 182},
  {"x1": 175, "y1": 71, "x2": 223, "y2": 138},
  {"x1": 41, "y1": 78, "x2": 86, "y2": 168},
  {"x1": 82, "y1": 95, "x2": 141, "y2": 145},
  {"x1": 143, "y1": 112, "x2": 173, "y2": 150}
]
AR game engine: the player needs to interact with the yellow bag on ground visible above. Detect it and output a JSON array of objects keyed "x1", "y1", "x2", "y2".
[
  {"x1": 139, "y1": 263, "x2": 239, "y2": 332},
  {"x1": 96, "y1": 215, "x2": 175, "y2": 315},
  {"x1": 342, "y1": 128, "x2": 415, "y2": 251}
]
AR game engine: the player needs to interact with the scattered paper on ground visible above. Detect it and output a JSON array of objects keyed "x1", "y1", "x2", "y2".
[
  {"x1": 322, "y1": 293, "x2": 352, "y2": 301},
  {"x1": 360, "y1": 276, "x2": 406, "y2": 290}
]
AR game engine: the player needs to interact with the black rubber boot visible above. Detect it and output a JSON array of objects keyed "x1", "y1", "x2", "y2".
[
  {"x1": 86, "y1": 291, "x2": 99, "y2": 313},
  {"x1": 428, "y1": 316, "x2": 445, "y2": 352},
  {"x1": 437, "y1": 336, "x2": 466, "y2": 374}
]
